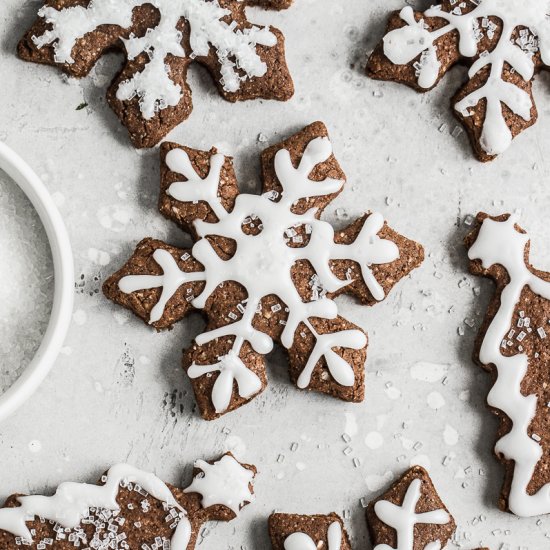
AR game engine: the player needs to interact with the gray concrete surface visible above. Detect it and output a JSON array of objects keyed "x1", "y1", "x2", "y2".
[{"x1": 2, "y1": 1, "x2": 550, "y2": 548}]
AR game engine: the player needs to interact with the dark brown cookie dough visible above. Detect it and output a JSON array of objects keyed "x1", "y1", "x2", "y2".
[
  {"x1": 103, "y1": 122, "x2": 424, "y2": 419},
  {"x1": 366, "y1": 1, "x2": 545, "y2": 162},
  {"x1": 0, "y1": 452, "x2": 256, "y2": 550},
  {"x1": 466, "y1": 212, "x2": 550, "y2": 514},
  {"x1": 268, "y1": 512, "x2": 351, "y2": 549},
  {"x1": 366, "y1": 466, "x2": 456, "y2": 550},
  {"x1": 19, "y1": 0, "x2": 294, "y2": 148},
  {"x1": 103, "y1": 238, "x2": 204, "y2": 331}
]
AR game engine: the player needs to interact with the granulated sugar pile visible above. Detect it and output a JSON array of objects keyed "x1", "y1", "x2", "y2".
[{"x1": 0, "y1": 171, "x2": 53, "y2": 391}]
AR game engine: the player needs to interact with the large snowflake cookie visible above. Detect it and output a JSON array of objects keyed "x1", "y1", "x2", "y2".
[
  {"x1": 103, "y1": 121, "x2": 424, "y2": 419},
  {"x1": 268, "y1": 467, "x2": 456, "y2": 550},
  {"x1": 18, "y1": 0, "x2": 294, "y2": 148},
  {"x1": 467, "y1": 213, "x2": 550, "y2": 516},
  {"x1": 366, "y1": 466, "x2": 455, "y2": 550},
  {"x1": 367, "y1": 0, "x2": 550, "y2": 162},
  {"x1": 0, "y1": 452, "x2": 255, "y2": 549}
]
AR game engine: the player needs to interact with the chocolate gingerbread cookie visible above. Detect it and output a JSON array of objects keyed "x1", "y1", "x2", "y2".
[
  {"x1": 0, "y1": 452, "x2": 255, "y2": 549},
  {"x1": 19, "y1": 0, "x2": 294, "y2": 148},
  {"x1": 366, "y1": 466, "x2": 456, "y2": 550},
  {"x1": 467, "y1": 212, "x2": 550, "y2": 516},
  {"x1": 269, "y1": 466, "x2": 456, "y2": 550},
  {"x1": 269, "y1": 513, "x2": 350, "y2": 550},
  {"x1": 103, "y1": 121, "x2": 424, "y2": 419},
  {"x1": 367, "y1": 1, "x2": 550, "y2": 161}
]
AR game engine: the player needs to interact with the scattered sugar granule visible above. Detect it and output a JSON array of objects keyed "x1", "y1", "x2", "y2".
[{"x1": 0, "y1": 173, "x2": 54, "y2": 392}]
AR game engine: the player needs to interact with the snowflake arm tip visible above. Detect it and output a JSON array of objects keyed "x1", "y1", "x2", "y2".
[
  {"x1": 296, "y1": 328, "x2": 367, "y2": 389},
  {"x1": 188, "y1": 353, "x2": 262, "y2": 413},
  {"x1": 117, "y1": 248, "x2": 205, "y2": 324},
  {"x1": 275, "y1": 137, "x2": 344, "y2": 204},
  {"x1": 165, "y1": 148, "x2": 228, "y2": 220},
  {"x1": 330, "y1": 212, "x2": 400, "y2": 301},
  {"x1": 372, "y1": 477, "x2": 450, "y2": 550}
]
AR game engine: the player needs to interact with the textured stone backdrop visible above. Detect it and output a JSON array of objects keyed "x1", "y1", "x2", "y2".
[{"x1": 1, "y1": 0, "x2": 550, "y2": 547}]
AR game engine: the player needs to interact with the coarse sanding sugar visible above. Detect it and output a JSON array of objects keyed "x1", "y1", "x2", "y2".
[{"x1": 0, "y1": 171, "x2": 53, "y2": 391}]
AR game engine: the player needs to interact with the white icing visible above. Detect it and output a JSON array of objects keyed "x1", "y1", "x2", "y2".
[
  {"x1": 382, "y1": 1, "x2": 550, "y2": 155},
  {"x1": 184, "y1": 454, "x2": 254, "y2": 514},
  {"x1": 32, "y1": 0, "x2": 277, "y2": 119},
  {"x1": 187, "y1": 350, "x2": 263, "y2": 413},
  {"x1": 373, "y1": 478, "x2": 449, "y2": 550},
  {"x1": 118, "y1": 248, "x2": 206, "y2": 324},
  {"x1": 284, "y1": 521, "x2": 342, "y2": 550},
  {"x1": 119, "y1": 136, "x2": 400, "y2": 412},
  {"x1": 0, "y1": 464, "x2": 192, "y2": 548},
  {"x1": 469, "y1": 214, "x2": 550, "y2": 517}
]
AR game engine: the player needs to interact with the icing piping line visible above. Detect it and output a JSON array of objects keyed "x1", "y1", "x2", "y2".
[
  {"x1": 469, "y1": 214, "x2": 550, "y2": 516},
  {"x1": 0, "y1": 464, "x2": 191, "y2": 548},
  {"x1": 117, "y1": 136, "x2": 400, "y2": 412},
  {"x1": 382, "y1": 0, "x2": 548, "y2": 155},
  {"x1": 32, "y1": 0, "x2": 277, "y2": 118},
  {"x1": 373, "y1": 478, "x2": 449, "y2": 550},
  {"x1": 283, "y1": 520, "x2": 342, "y2": 550}
]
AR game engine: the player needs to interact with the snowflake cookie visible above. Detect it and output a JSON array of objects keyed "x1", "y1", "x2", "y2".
[
  {"x1": 0, "y1": 452, "x2": 255, "y2": 549},
  {"x1": 367, "y1": 0, "x2": 550, "y2": 162},
  {"x1": 467, "y1": 213, "x2": 550, "y2": 517},
  {"x1": 366, "y1": 466, "x2": 455, "y2": 550},
  {"x1": 268, "y1": 466, "x2": 456, "y2": 550},
  {"x1": 18, "y1": 0, "x2": 294, "y2": 148},
  {"x1": 103, "y1": 121, "x2": 424, "y2": 420},
  {"x1": 269, "y1": 513, "x2": 350, "y2": 550}
]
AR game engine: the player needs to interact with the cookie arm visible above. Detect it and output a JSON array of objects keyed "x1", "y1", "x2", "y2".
[
  {"x1": 183, "y1": 330, "x2": 268, "y2": 421},
  {"x1": 102, "y1": 238, "x2": 205, "y2": 330},
  {"x1": 159, "y1": 142, "x2": 240, "y2": 234},
  {"x1": 269, "y1": 512, "x2": 351, "y2": 550},
  {"x1": 260, "y1": 121, "x2": 346, "y2": 216},
  {"x1": 17, "y1": 0, "x2": 133, "y2": 78},
  {"x1": 107, "y1": 55, "x2": 194, "y2": 150},
  {"x1": 453, "y1": 68, "x2": 537, "y2": 162},
  {"x1": 286, "y1": 315, "x2": 367, "y2": 403},
  {"x1": 329, "y1": 214, "x2": 424, "y2": 305},
  {"x1": 245, "y1": 0, "x2": 293, "y2": 10},
  {"x1": 366, "y1": 466, "x2": 456, "y2": 550},
  {"x1": 366, "y1": 8, "x2": 460, "y2": 92}
]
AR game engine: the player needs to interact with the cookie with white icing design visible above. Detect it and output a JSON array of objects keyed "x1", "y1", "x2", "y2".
[
  {"x1": 367, "y1": 0, "x2": 550, "y2": 162},
  {"x1": 269, "y1": 467, "x2": 457, "y2": 550},
  {"x1": 18, "y1": 0, "x2": 294, "y2": 149},
  {"x1": 0, "y1": 452, "x2": 256, "y2": 550},
  {"x1": 466, "y1": 212, "x2": 550, "y2": 516},
  {"x1": 103, "y1": 121, "x2": 424, "y2": 419},
  {"x1": 269, "y1": 513, "x2": 350, "y2": 550},
  {"x1": 366, "y1": 466, "x2": 455, "y2": 550}
]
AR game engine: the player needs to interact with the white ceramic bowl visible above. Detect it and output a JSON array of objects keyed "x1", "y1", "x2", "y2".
[{"x1": 0, "y1": 142, "x2": 74, "y2": 422}]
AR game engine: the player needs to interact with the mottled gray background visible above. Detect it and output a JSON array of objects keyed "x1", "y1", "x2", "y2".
[{"x1": 2, "y1": 0, "x2": 550, "y2": 548}]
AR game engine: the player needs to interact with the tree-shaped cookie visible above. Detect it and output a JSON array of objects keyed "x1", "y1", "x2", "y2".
[
  {"x1": 18, "y1": 0, "x2": 294, "y2": 148},
  {"x1": 0, "y1": 452, "x2": 255, "y2": 549},
  {"x1": 367, "y1": 1, "x2": 550, "y2": 161},
  {"x1": 103, "y1": 121, "x2": 424, "y2": 419},
  {"x1": 467, "y1": 213, "x2": 550, "y2": 516},
  {"x1": 268, "y1": 467, "x2": 456, "y2": 550}
]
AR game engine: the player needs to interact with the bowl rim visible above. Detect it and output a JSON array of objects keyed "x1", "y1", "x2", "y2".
[{"x1": 0, "y1": 142, "x2": 74, "y2": 422}]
